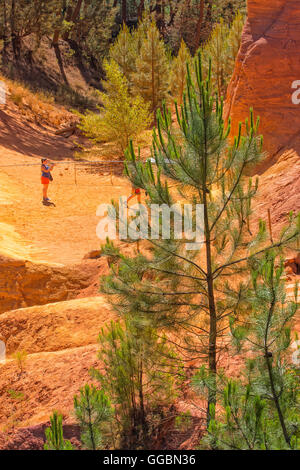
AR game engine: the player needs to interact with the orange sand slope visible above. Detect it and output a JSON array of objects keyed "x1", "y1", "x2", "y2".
[{"x1": 0, "y1": 149, "x2": 131, "y2": 266}]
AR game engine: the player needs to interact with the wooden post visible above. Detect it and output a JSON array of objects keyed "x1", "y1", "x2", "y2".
[
  {"x1": 268, "y1": 209, "x2": 273, "y2": 245},
  {"x1": 74, "y1": 163, "x2": 77, "y2": 185}
]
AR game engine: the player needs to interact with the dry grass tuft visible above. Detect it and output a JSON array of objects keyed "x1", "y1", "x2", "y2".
[{"x1": 3, "y1": 78, "x2": 75, "y2": 128}]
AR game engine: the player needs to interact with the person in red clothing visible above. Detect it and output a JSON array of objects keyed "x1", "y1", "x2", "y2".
[
  {"x1": 41, "y1": 158, "x2": 55, "y2": 203},
  {"x1": 126, "y1": 185, "x2": 142, "y2": 206}
]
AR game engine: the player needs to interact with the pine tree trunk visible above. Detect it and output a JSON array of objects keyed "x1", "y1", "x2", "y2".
[
  {"x1": 122, "y1": 0, "x2": 127, "y2": 24},
  {"x1": 2, "y1": 0, "x2": 8, "y2": 51},
  {"x1": 63, "y1": 0, "x2": 83, "y2": 41},
  {"x1": 71, "y1": 0, "x2": 84, "y2": 23},
  {"x1": 194, "y1": 0, "x2": 205, "y2": 51},
  {"x1": 138, "y1": 359, "x2": 148, "y2": 441},
  {"x1": 52, "y1": 29, "x2": 60, "y2": 46},
  {"x1": 264, "y1": 290, "x2": 291, "y2": 447},
  {"x1": 10, "y1": 0, "x2": 20, "y2": 60},
  {"x1": 202, "y1": 115, "x2": 217, "y2": 427},
  {"x1": 203, "y1": 189, "x2": 217, "y2": 426},
  {"x1": 138, "y1": 0, "x2": 145, "y2": 20},
  {"x1": 52, "y1": 2, "x2": 68, "y2": 46},
  {"x1": 151, "y1": 35, "x2": 156, "y2": 123},
  {"x1": 265, "y1": 354, "x2": 291, "y2": 447},
  {"x1": 87, "y1": 402, "x2": 96, "y2": 450}
]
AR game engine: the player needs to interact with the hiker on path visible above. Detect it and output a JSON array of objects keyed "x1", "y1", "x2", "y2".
[
  {"x1": 41, "y1": 158, "x2": 55, "y2": 204},
  {"x1": 126, "y1": 185, "x2": 142, "y2": 207}
]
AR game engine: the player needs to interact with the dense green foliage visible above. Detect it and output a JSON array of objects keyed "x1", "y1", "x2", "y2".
[
  {"x1": 77, "y1": 59, "x2": 151, "y2": 153},
  {"x1": 0, "y1": 1, "x2": 245, "y2": 68},
  {"x1": 194, "y1": 252, "x2": 300, "y2": 449},
  {"x1": 109, "y1": 18, "x2": 170, "y2": 120},
  {"x1": 170, "y1": 39, "x2": 191, "y2": 105},
  {"x1": 167, "y1": 0, "x2": 246, "y2": 53},
  {"x1": 99, "y1": 52, "x2": 300, "y2": 430},
  {"x1": 0, "y1": 2, "x2": 244, "y2": 123},
  {"x1": 0, "y1": 1, "x2": 116, "y2": 63},
  {"x1": 82, "y1": 11, "x2": 243, "y2": 152}
]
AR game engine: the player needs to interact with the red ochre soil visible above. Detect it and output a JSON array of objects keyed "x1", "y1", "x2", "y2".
[{"x1": 0, "y1": 60, "x2": 300, "y2": 448}]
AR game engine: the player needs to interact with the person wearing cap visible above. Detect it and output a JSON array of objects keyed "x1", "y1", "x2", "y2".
[{"x1": 41, "y1": 158, "x2": 55, "y2": 204}]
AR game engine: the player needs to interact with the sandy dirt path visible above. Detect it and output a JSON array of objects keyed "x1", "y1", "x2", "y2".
[
  {"x1": 0, "y1": 104, "x2": 139, "y2": 265},
  {"x1": 0, "y1": 146, "x2": 133, "y2": 265}
]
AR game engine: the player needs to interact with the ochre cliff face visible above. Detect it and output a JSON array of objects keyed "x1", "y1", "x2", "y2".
[
  {"x1": 0, "y1": 255, "x2": 102, "y2": 314},
  {"x1": 225, "y1": 0, "x2": 300, "y2": 167},
  {"x1": 247, "y1": 0, "x2": 287, "y2": 39}
]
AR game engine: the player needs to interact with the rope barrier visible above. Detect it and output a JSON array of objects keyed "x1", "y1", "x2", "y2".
[{"x1": 0, "y1": 160, "x2": 125, "y2": 168}]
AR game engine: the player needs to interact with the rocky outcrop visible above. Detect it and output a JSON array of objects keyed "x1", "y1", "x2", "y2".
[
  {"x1": 252, "y1": 149, "x2": 300, "y2": 233},
  {"x1": 225, "y1": 0, "x2": 300, "y2": 168},
  {"x1": 0, "y1": 296, "x2": 114, "y2": 355},
  {"x1": 0, "y1": 255, "x2": 103, "y2": 314},
  {"x1": 0, "y1": 295, "x2": 115, "y2": 434}
]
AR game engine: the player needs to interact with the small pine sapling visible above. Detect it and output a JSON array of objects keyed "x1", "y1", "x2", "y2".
[
  {"x1": 74, "y1": 385, "x2": 113, "y2": 450},
  {"x1": 193, "y1": 252, "x2": 300, "y2": 449},
  {"x1": 44, "y1": 411, "x2": 74, "y2": 450}
]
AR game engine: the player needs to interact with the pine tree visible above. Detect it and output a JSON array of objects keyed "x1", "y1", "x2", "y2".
[
  {"x1": 90, "y1": 316, "x2": 183, "y2": 449},
  {"x1": 166, "y1": 0, "x2": 209, "y2": 53},
  {"x1": 74, "y1": 385, "x2": 113, "y2": 450},
  {"x1": 132, "y1": 21, "x2": 170, "y2": 121},
  {"x1": 0, "y1": 0, "x2": 9, "y2": 51},
  {"x1": 133, "y1": 9, "x2": 152, "y2": 47},
  {"x1": 44, "y1": 411, "x2": 74, "y2": 450},
  {"x1": 109, "y1": 23, "x2": 138, "y2": 88},
  {"x1": 200, "y1": 11, "x2": 244, "y2": 97},
  {"x1": 227, "y1": 10, "x2": 244, "y2": 68},
  {"x1": 100, "y1": 53, "x2": 300, "y2": 426},
  {"x1": 108, "y1": 13, "x2": 153, "y2": 89},
  {"x1": 201, "y1": 18, "x2": 229, "y2": 97},
  {"x1": 193, "y1": 251, "x2": 300, "y2": 449},
  {"x1": 0, "y1": 1, "x2": 116, "y2": 66},
  {"x1": 77, "y1": 59, "x2": 151, "y2": 153},
  {"x1": 170, "y1": 39, "x2": 191, "y2": 105},
  {"x1": 166, "y1": 0, "x2": 245, "y2": 53}
]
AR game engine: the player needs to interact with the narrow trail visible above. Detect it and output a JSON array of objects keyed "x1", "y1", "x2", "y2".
[{"x1": 0, "y1": 144, "x2": 131, "y2": 265}]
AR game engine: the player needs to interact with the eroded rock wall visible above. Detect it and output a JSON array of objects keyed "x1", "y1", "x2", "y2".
[
  {"x1": 225, "y1": 0, "x2": 300, "y2": 168},
  {"x1": 0, "y1": 255, "x2": 102, "y2": 314}
]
